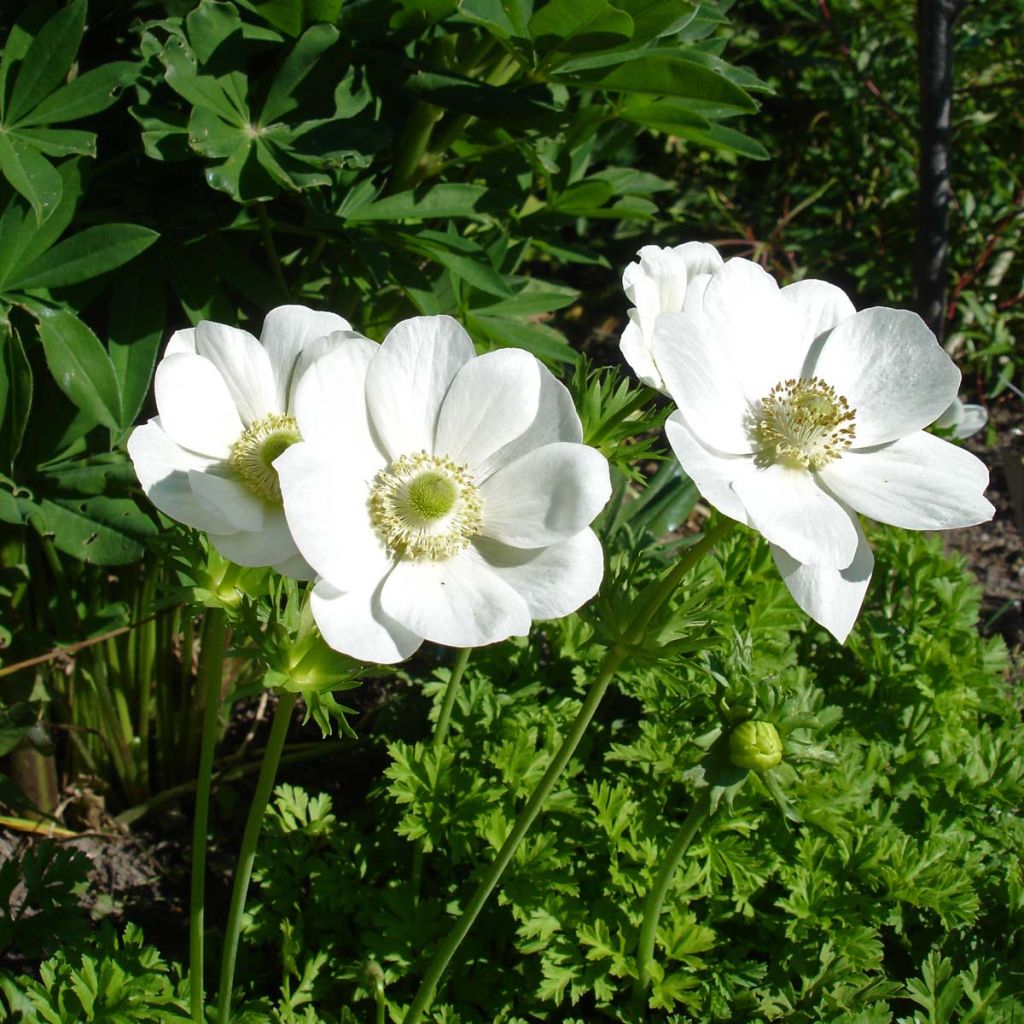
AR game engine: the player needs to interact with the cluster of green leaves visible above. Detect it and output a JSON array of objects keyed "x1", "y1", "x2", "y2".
[{"x1": 207, "y1": 526, "x2": 1021, "y2": 1022}]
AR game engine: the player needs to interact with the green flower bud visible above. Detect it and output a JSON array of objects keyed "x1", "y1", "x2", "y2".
[{"x1": 728, "y1": 720, "x2": 783, "y2": 771}]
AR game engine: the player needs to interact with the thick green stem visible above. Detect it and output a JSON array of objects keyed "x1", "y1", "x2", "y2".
[
  {"x1": 189, "y1": 607, "x2": 228, "y2": 1024},
  {"x1": 402, "y1": 519, "x2": 736, "y2": 1023},
  {"x1": 256, "y1": 201, "x2": 289, "y2": 299},
  {"x1": 216, "y1": 690, "x2": 298, "y2": 1024},
  {"x1": 402, "y1": 644, "x2": 627, "y2": 1024},
  {"x1": 632, "y1": 789, "x2": 712, "y2": 1004},
  {"x1": 391, "y1": 100, "x2": 443, "y2": 192}
]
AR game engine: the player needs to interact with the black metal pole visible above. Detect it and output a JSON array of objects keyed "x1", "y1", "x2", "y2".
[{"x1": 915, "y1": 0, "x2": 963, "y2": 342}]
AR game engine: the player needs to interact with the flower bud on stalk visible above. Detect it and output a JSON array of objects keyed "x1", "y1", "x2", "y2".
[{"x1": 728, "y1": 720, "x2": 783, "y2": 772}]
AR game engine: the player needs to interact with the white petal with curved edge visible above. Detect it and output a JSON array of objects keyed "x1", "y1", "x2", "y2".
[
  {"x1": 673, "y1": 240, "x2": 724, "y2": 279},
  {"x1": 259, "y1": 305, "x2": 353, "y2": 410},
  {"x1": 127, "y1": 419, "x2": 236, "y2": 533},
  {"x1": 480, "y1": 442, "x2": 610, "y2": 548},
  {"x1": 435, "y1": 349, "x2": 540, "y2": 472},
  {"x1": 620, "y1": 315, "x2": 663, "y2": 391},
  {"x1": 291, "y1": 335, "x2": 384, "y2": 461},
  {"x1": 311, "y1": 576, "x2": 421, "y2": 664},
  {"x1": 474, "y1": 528, "x2": 604, "y2": 620},
  {"x1": 480, "y1": 361, "x2": 584, "y2": 479},
  {"x1": 273, "y1": 551, "x2": 315, "y2": 581},
  {"x1": 818, "y1": 430, "x2": 994, "y2": 530},
  {"x1": 731, "y1": 463, "x2": 860, "y2": 568},
  {"x1": 380, "y1": 551, "x2": 532, "y2": 648},
  {"x1": 652, "y1": 312, "x2": 752, "y2": 454},
  {"x1": 194, "y1": 320, "x2": 280, "y2": 423},
  {"x1": 366, "y1": 315, "x2": 476, "y2": 458},
  {"x1": 187, "y1": 470, "x2": 264, "y2": 532},
  {"x1": 781, "y1": 279, "x2": 856, "y2": 352},
  {"x1": 699, "y1": 257, "x2": 807, "y2": 402},
  {"x1": 207, "y1": 504, "x2": 299, "y2": 567},
  {"x1": 664, "y1": 411, "x2": 752, "y2": 524},
  {"x1": 164, "y1": 328, "x2": 196, "y2": 356},
  {"x1": 809, "y1": 307, "x2": 959, "y2": 446},
  {"x1": 289, "y1": 329, "x2": 375, "y2": 407},
  {"x1": 771, "y1": 516, "x2": 873, "y2": 644},
  {"x1": 275, "y1": 441, "x2": 389, "y2": 590},
  {"x1": 155, "y1": 353, "x2": 243, "y2": 458}
]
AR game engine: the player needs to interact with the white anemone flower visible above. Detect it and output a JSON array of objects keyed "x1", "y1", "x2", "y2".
[
  {"x1": 275, "y1": 315, "x2": 611, "y2": 664},
  {"x1": 651, "y1": 257, "x2": 995, "y2": 642},
  {"x1": 620, "y1": 241, "x2": 723, "y2": 392},
  {"x1": 128, "y1": 305, "x2": 359, "y2": 577}
]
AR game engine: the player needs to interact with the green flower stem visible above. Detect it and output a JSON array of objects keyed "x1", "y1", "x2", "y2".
[
  {"x1": 402, "y1": 642, "x2": 628, "y2": 1024},
  {"x1": 256, "y1": 201, "x2": 289, "y2": 299},
  {"x1": 411, "y1": 648, "x2": 472, "y2": 903},
  {"x1": 401, "y1": 519, "x2": 736, "y2": 1024},
  {"x1": 216, "y1": 689, "x2": 298, "y2": 1024},
  {"x1": 189, "y1": 607, "x2": 228, "y2": 1024},
  {"x1": 632, "y1": 788, "x2": 712, "y2": 1004}
]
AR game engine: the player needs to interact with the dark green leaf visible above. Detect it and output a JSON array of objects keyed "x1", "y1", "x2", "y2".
[
  {"x1": 250, "y1": 0, "x2": 344, "y2": 36},
  {"x1": 458, "y1": 0, "x2": 533, "y2": 44},
  {"x1": 471, "y1": 280, "x2": 579, "y2": 317},
  {"x1": 0, "y1": 135, "x2": 61, "y2": 223},
  {"x1": 7, "y1": 224, "x2": 159, "y2": 292},
  {"x1": 614, "y1": 0, "x2": 697, "y2": 44},
  {"x1": 161, "y1": 36, "x2": 243, "y2": 124},
  {"x1": 405, "y1": 71, "x2": 566, "y2": 128},
  {"x1": 404, "y1": 231, "x2": 513, "y2": 298},
  {"x1": 34, "y1": 496, "x2": 155, "y2": 564},
  {"x1": 344, "y1": 184, "x2": 493, "y2": 222},
  {"x1": 9, "y1": 128, "x2": 95, "y2": 158},
  {"x1": 0, "y1": 323, "x2": 32, "y2": 470},
  {"x1": 529, "y1": 0, "x2": 634, "y2": 56},
  {"x1": 36, "y1": 310, "x2": 122, "y2": 430},
  {"x1": 18, "y1": 62, "x2": 139, "y2": 127},
  {"x1": 108, "y1": 263, "x2": 165, "y2": 432},
  {"x1": 262, "y1": 23, "x2": 340, "y2": 123},
  {"x1": 468, "y1": 313, "x2": 579, "y2": 364},
  {"x1": 5, "y1": 0, "x2": 86, "y2": 124},
  {"x1": 187, "y1": 0, "x2": 245, "y2": 64},
  {"x1": 670, "y1": 121, "x2": 769, "y2": 159}
]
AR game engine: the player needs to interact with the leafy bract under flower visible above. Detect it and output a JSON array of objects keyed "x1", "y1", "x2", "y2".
[
  {"x1": 275, "y1": 315, "x2": 611, "y2": 664},
  {"x1": 128, "y1": 305, "x2": 362, "y2": 576},
  {"x1": 635, "y1": 251, "x2": 994, "y2": 642}
]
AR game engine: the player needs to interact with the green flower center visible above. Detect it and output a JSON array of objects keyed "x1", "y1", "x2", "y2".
[
  {"x1": 229, "y1": 414, "x2": 301, "y2": 503},
  {"x1": 369, "y1": 452, "x2": 483, "y2": 561},
  {"x1": 750, "y1": 376, "x2": 856, "y2": 470}
]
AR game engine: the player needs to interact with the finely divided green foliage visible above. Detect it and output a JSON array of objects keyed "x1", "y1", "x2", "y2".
[{"x1": 219, "y1": 527, "x2": 1021, "y2": 1022}]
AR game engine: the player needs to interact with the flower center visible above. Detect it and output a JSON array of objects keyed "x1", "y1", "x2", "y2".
[
  {"x1": 749, "y1": 377, "x2": 856, "y2": 470},
  {"x1": 229, "y1": 414, "x2": 301, "y2": 503},
  {"x1": 369, "y1": 451, "x2": 483, "y2": 561}
]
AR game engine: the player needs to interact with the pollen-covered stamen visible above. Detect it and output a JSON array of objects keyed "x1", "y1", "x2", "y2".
[
  {"x1": 230, "y1": 414, "x2": 301, "y2": 503},
  {"x1": 369, "y1": 451, "x2": 483, "y2": 561},
  {"x1": 749, "y1": 377, "x2": 856, "y2": 470}
]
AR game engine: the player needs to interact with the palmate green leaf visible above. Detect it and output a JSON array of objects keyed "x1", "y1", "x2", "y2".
[
  {"x1": 28, "y1": 495, "x2": 156, "y2": 564},
  {"x1": 528, "y1": 0, "x2": 634, "y2": 56},
  {"x1": 458, "y1": 0, "x2": 533, "y2": 45},
  {"x1": 0, "y1": 322, "x2": 32, "y2": 472},
  {"x1": 11, "y1": 128, "x2": 95, "y2": 158},
  {"x1": 35, "y1": 310, "x2": 122, "y2": 431},
  {"x1": 17, "y1": 61, "x2": 139, "y2": 127},
  {"x1": 261, "y1": 23, "x2": 339, "y2": 123},
  {"x1": 0, "y1": 134, "x2": 62, "y2": 223},
  {"x1": 161, "y1": 35, "x2": 243, "y2": 124},
  {"x1": 343, "y1": 183, "x2": 494, "y2": 222},
  {"x1": 247, "y1": 0, "x2": 344, "y2": 36},
  {"x1": 402, "y1": 229, "x2": 513, "y2": 298},
  {"x1": 615, "y1": 0, "x2": 698, "y2": 45},
  {"x1": 3, "y1": 0, "x2": 86, "y2": 125},
  {"x1": 5, "y1": 224, "x2": 159, "y2": 292},
  {"x1": 467, "y1": 312, "x2": 578, "y2": 365},
  {"x1": 404, "y1": 71, "x2": 566, "y2": 129}
]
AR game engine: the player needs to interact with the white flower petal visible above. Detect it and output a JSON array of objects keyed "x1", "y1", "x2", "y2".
[
  {"x1": 818, "y1": 430, "x2": 994, "y2": 530},
  {"x1": 207, "y1": 505, "x2": 299, "y2": 567},
  {"x1": 164, "y1": 328, "x2": 196, "y2": 356},
  {"x1": 955, "y1": 403, "x2": 988, "y2": 439},
  {"x1": 620, "y1": 316, "x2": 663, "y2": 391},
  {"x1": 380, "y1": 550, "x2": 531, "y2": 648},
  {"x1": 154, "y1": 353, "x2": 243, "y2": 459},
  {"x1": 435, "y1": 348, "x2": 541, "y2": 473},
  {"x1": 291, "y1": 335, "x2": 384, "y2": 459},
  {"x1": 809, "y1": 307, "x2": 960, "y2": 446},
  {"x1": 275, "y1": 441, "x2": 389, "y2": 590},
  {"x1": 731, "y1": 463, "x2": 860, "y2": 569},
  {"x1": 194, "y1": 320, "x2": 280, "y2": 423},
  {"x1": 127, "y1": 419, "x2": 235, "y2": 533},
  {"x1": 699, "y1": 258, "x2": 807, "y2": 401},
  {"x1": 664, "y1": 411, "x2": 753, "y2": 524},
  {"x1": 781, "y1": 279, "x2": 856, "y2": 349},
  {"x1": 311, "y1": 575, "x2": 422, "y2": 665},
  {"x1": 480, "y1": 361, "x2": 584, "y2": 479},
  {"x1": 187, "y1": 470, "x2": 264, "y2": 533},
  {"x1": 259, "y1": 305, "x2": 353, "y2": 411},
  {"x1": 366, "y1": 315, "x2": 476, "y2": 458},
  {"x1": 474, "y1": 528, "x2": 604, "y2": 620},
  {"x1": 480, "y1": 442, "x2": 610, "y2": 548},
  {"x1": 771, "y1": 516, "x2": 873, "y2": 644},
  {"x1": 273, "y1": 551, "x2": 315, "y2": 581},
  {"x1": 290, "y1": 329, "x2": 374, "y2": 406},
  {"x1": 652, "y1": 312, "x2": 752, "y2": 454}
]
